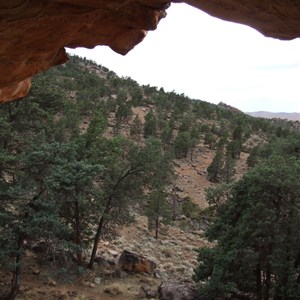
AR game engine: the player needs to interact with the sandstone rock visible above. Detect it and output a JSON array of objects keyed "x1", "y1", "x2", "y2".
[
  {"x1": 180, "y1": 0, "x2": 300, "y2": 40},
  {"x1": 1, "y1": 1, "x2": 300, "y2": 102},
  {"x1": 0, "y1": 79, "x2": 31, "y2": 103},
  {"x1": 118, "y1": 250, "x2": 156, "y2": 274},
  {"x1": 158, "y1": 281, "x2": 197, "y2": 300},
  {"x1": 0, "y1": 0, "x2": 169, "y2": 102}
]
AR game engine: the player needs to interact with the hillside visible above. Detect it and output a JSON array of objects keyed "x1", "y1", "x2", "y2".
[
  {"x1": 248, "y1": 111, "x2": 300, "y2": 121},
  {"x1": 0, "y1": 55, "x2": 299, "y2": 300}
]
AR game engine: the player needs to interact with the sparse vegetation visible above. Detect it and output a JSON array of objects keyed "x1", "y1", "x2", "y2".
[{"x1": 0, "y1": 55, "x2": 299, "y2": 299}]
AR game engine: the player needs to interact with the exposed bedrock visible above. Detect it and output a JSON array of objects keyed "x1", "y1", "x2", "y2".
[{"x1": 1, "y1": 0, "x2": 300, "y2": 102}]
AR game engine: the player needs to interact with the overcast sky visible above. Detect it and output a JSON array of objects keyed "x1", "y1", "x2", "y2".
[{"x1": 68, "y1": 3, "x2": 300, "y2": 113}]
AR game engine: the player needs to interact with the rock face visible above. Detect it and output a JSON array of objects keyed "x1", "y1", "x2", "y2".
[
  {"x1": 118, "y1": 250, "x2": 156, "y2": 274},
  {"x1": 158, "y1": 281, "x2": 198, "y2": 300},
  {"x1": 0, "y1": 0, "x2": 169, "y2": 103},
  {"x1": 1, "y1": 0, "x2": 300, "y2": 102},
  {"x1": 179, "y1": 0, "x2": 300, "y2": 40}
]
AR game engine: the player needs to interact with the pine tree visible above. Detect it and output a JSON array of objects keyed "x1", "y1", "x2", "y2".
[
  {"x1": 145, "y1": 189, "x2": 171, "y2": 239},
  {"x1": 174, "y1": 131, "x2": 191, "y2": 158},
  {"x1": 221, "y1": 153, "x2": 236, "y2": 183},
  {"x1": 130, "y1": 115, "x2": 143, "y2": 140},
  {"x1": 194, "y1": 155, "x2": 300, "y2": 299},
  {"x1": 144, "y1": 110, "x2": 157, "y2": 137},
  {"x1": 207, "y1": 148, "x2": 224, "y2": 182}
]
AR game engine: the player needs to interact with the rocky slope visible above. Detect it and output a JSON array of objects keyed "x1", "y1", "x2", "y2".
[{"x1": 1, "y1": 56, "x2": 291, "y2": 300}]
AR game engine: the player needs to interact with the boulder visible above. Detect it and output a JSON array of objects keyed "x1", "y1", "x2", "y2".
[
  {"x1": 158, "y1": 281, "x2": 198, "y2": 300},
  {"x1": 118, "y1": 250, "x2": 156, "y2": 274}
]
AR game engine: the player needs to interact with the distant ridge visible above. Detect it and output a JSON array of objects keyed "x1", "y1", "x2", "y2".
[{"x1": 247, "y1": 111, "x2": 300, "y2": 121}]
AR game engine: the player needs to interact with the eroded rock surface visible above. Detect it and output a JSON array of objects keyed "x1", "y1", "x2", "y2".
[
  {"x1": 1, "y1": 0, "x2": 300, "y2": 102},
  {"x1": 118, "y1": 250, "x2": 157, "y2": 274},
  {"x1": 179, "y1": 0, "x2": 300, "y2": 40},
  {"x1": 0, "y1": 0, "x2": 169, "y2": 103}
]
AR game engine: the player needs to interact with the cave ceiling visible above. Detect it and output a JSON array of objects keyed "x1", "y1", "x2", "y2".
[{"x1": 1, "y1": 0, "x2": 300, "y2": 102}]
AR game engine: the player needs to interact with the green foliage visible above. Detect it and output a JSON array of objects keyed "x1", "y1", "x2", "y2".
[
  {"x1": 226, "y1": 140, "x2": 242, "y2": 159},
  {"x1": 130, "y1": 115, "x2": 143, "y2": 139},
  {"x1": 145, "y1": 189, "x2": 172, "y2": 239},
  {"x1": 160, "y1": 123, "x2": 173, "y2": 146},
  {"x1": 189, "y1": 124, "x2": 200, "y2": 160},
  {"x1": 194, "y1": 155, "x2": 300, "y2": 299},
  {"x1": 247, "y1": 145, "x2": 261, "y2": 167},
  {"x1": 207, "y1": 149, "x2": 224, "y2": 182},
  {"x1": 204, "y1": 132, "x2": 216, "y2": 149},
  {"x1": 84, "y1": 111, "x2": 107, "y2": 147},
  {"x1": 181, "y1": 197, "x2": 201, "y2": 220},
  {"x1": 221, "y1": 153, "x2": 236, "y2": 183},
  {"x1": 144, "y1": 110, "x2": 157, "y2": 137},
  {"x1": 1, "y1": 54, "x2": 299, "y2": 298},
  {"x1": 179, "y1": 113, "x2": 193, "y2": 133},
  {"x1": 174, "y1": 131, "x2": 191, "y2": 158}
]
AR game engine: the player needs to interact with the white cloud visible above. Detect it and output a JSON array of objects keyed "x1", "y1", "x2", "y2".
[{"x1": 67, "y1": 3, "x2": 300, "y2": 113}]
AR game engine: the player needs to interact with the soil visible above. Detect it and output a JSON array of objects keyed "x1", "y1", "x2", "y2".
[{"x1": 1, "y1": 106, "x2": 253, "y2": 300}]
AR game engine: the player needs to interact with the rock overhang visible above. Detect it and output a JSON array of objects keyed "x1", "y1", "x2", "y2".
[{"x1": 1, "y1": 0, "x2": 300, "y2": 102}]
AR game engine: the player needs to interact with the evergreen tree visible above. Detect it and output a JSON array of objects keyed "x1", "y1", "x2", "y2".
[
  {"x1": 226, "y1": 139, "x2": 242, "y2": 159},
  {"x1": 204, "y1": 132, "x2": 216, "y2": 149},
  {"x1": 144, "y1": 110, "x2": 157, "y2": 137},
  {"x1": 161, "y1": 123, "x2": 173, "y2": 148},
  {"x1": 189, "y1": 124, "x2": 200, "y2": 160},
  {"x1": 174, "y1": 131, "x2": 191, "y2": 158},
  {"x1": 179, "y1": 113, "x2": 193, "y2": 133},
  {"x1": 130, "y1": 115, "x2": 143, "y2": 140},
  {"x1": 247, "y1": 145, "x2": 261, "y2": 168},
  {"x1": 207, "y1": 149, "x2": 224, "y2": 182},
  {"x1": 221, "y1": 152, "x2": 236, "y2": 183},
  {"x1": 194, "y1": 155, "x2": 300, "y2": 300},
  {"x1": 145, "y1": 189, "x2": 171, "y2": 239},
  {"x1": 115, "y1": 101, "x2": 132, "y2": 124}
]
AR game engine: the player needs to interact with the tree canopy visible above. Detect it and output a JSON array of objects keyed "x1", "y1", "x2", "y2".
[{"x1": 194, "y1": 155, "x2": 300, "y2": 300}]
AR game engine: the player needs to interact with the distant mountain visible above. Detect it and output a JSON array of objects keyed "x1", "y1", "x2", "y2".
[{"x1": 247, "y1": 111, "x2": 300, "y2": 121}]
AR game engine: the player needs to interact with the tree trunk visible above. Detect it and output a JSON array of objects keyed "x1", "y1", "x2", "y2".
[
  {"x1": 155, "y1": 216, "x2": 159, "y2": 240},
  {"x1": 5, "y1": 237, "x2": 24, "y2": 300},
  {"x1": 255, "y1": 264, "x2": 262, "y2": 300},
  {"x1": 172, "y1": 197, "x2": 177, "y2": 221},
  {"x1": 74, "y1": 197, "x2": 82, "y2": 264},
  {"x1": 190, "y1": 146, "x2": 194, "y2": 161},
  {"x1": 88, "y1": 197, "x2": 112, "y2": 270},
  {"x1": 295, "y1": 251, "x2": 300, "y2": 284},
  {"x1": 263, "y1": 263, "x2": 271, "y2": 300}
]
